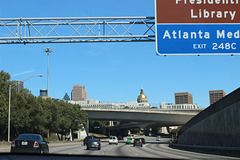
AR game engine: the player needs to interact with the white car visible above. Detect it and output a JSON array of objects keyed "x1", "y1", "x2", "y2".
[
  {"x1": 156, "y1": 135, "x2": 161, "y2": 141},
  {"x1": 109, "y1": 136, "x2": 118, "y2": 145}
]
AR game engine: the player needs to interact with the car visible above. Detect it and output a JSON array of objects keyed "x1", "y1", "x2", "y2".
[
  {"x1": 156, "y1": 135, "x2": 161, "y2": 141},
  {"x1": 133, "y1": 138, "x2": 143, "y2": 147},
  {"x1": 118, "y1": 136, "x2": 124, "y2": 140},
  {"x1": 83, "y1": 136, "x2": 94, "y2": 145},
  {"x1": 140, "y1": 138, "x2": 145, "y2": 144},
  {"x1": 86, "y1": 139, "x2": 101, "y2": 150},
  {"x1": 11, "y1": 134, "x2": 49, "y2": 154},
  {"x1": 109, "y1": 136, "x2": 118, "y2": 145},
  {"x1": 126, "y1": 137, "x2": 134, "y2": 144},
  {"x1": 126, "y1": 135, "x2": 134, "y2": 139}
]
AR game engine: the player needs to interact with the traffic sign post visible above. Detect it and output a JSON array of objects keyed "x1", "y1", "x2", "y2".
[{"x1": 155, "y1": 0, "x2": 240, "y2": 55}]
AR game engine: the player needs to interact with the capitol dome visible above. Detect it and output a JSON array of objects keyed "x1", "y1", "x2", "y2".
[{"x1": 137, "y1": 88, "x2": 148, "y2": 103}]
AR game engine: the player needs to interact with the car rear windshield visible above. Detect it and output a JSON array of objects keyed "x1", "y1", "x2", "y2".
[
  {"x1": 17, "y1": 134, "x2": 40, "y2": 140},
  {"x1": 88, "y1": 139, "x2": 99, "y2": 142}
]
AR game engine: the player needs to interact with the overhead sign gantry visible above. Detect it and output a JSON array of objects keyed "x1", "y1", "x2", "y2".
[
  {"x1": 155, "y1": 0, "x2": 240, "y2": 55},
  {"x1": 0, "y1": 17, "x2": 155, "y2": 44}
]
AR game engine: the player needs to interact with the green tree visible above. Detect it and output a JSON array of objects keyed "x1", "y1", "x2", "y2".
[
  {"x1": 50, "y1": 100, "x2": 87, "y2": 141},
  {"x1": 10, "y1": 89, "x2": 31, "y2": 138},
  {"x1": 0, "y1": 70, "x2": 11, "y2": 140},
  {"x1": 89, "y1": 120, "x2": 106, "y2": 133},
  {"x1": 0, "y1": 70, "x2": 88, "y2": 141},
  {"x1": 131, "y1": 128, "x2": 141, "y2": 134},
  {"x1": 170, "y1": 126, "x2": 182, "y2": 135}
]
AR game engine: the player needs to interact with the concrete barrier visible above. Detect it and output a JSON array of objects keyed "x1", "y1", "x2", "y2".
[{"x1": 177, "y1": 87, "x2": 240, "y2": 148}]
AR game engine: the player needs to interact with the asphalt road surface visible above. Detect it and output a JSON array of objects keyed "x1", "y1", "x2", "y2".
[{"x1": 49, "y1": 136, "x2": 239, "y2": 159}]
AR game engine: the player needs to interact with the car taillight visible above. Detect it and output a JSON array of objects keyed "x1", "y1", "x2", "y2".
[
  {"x1": 11, "y1": 141, "x2": 15, "y2": 147},
  {"x1": 33, "y1": 141, "x2": 39, "y2": 148}
]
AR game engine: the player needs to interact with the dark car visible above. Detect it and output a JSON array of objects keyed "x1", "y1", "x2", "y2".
[
  {"x1": 11, "y1": 134, "x2": 49, "y2": 154},
  {"x1": 83, "y1": 136, "x2": 94, "y2": 145},
  {"x1": 133, "y1": 138, "x2": 143, "y2": 147},
  {"x1": 140, "y1": 138, "x2": 145, "y2": 144},
  {"x1": 86, "y1": 139, "x2": 101, "y2": 150},
  {"x1": 118, "y1": 136, "x2": 123, "y2": 140}
]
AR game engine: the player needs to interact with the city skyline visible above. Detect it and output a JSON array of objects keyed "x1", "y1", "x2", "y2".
[
  {"x1": 1, "y1": 0, "x2": 239, "y2": 109},
  {"x1": 64, "y1": 84, "x2": 227, "y2": 108}
]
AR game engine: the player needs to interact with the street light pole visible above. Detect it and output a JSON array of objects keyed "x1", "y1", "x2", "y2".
[
  {"x1": 8, "y1": 74, "x2": 43, "y2": 142},
  {"x1": 44, "y1": 47, "x2": 52, "y2": 97},
  {"x1": 8, "y1": 84, "x2": 11, "y2": 143}
]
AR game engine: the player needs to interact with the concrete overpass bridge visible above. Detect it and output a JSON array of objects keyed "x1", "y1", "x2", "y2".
[{"x1": 82, "y1": 108, "x2": 204, "y2": 135}]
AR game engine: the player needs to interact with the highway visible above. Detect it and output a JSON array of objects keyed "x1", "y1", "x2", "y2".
[{"x1": 50, "y1": 136, "x2": 238, "y2": 159}]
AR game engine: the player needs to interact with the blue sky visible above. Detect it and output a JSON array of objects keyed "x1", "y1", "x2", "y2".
[{"x1": 0, "y1": 0, "x2": 240, "y2": 108}]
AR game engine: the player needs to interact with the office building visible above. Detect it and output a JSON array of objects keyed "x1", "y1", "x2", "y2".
[
  {"x1": 209, "y1": 90, "x2": 226, "y2": 105},
  {"x1": 175, "y1": 92, "x2": 193, "y2": 104},
  {"x1": 160, "y1": 102, "x2": 198, "y2": 109},
  {"x1": 71, "y1": 85, "x2": 87, "y2": 101},
  {"x1": 14, "y1": 81, "x2": 24, "y2": 92},
  {"x1": 40, "y1": 89, "x2": 48, "y2": 97}
]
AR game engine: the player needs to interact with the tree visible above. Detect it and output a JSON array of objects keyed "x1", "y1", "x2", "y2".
[
  {"x1": 0, "y1": 70, "x2": 11, "y2": 140},
  {"x1": 0, "y1": 70, "x2": 88, "y2": 141},
  {"x1": 50, "y1": 100, "x2": 87, "y2": 141},
  {"x1": 131, "y1": 128, "x2": 141, "y2": 134},
  {"x1": 10, "y1": 88, "x2": 31, "y2": 138},
  {"x1": 170, "y1": 126, "x2": 182, "y2": 135},
  {"x1": 89, "y1": 120, "x2": 106, "y2": 134}
]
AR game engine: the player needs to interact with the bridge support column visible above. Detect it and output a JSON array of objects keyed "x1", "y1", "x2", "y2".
[
  {"x1": 109, "y1": 121, "x2": 114, "y2": 126},
  {"x1": 86, "y1": 119, "x2": 89, "y2": 136}
]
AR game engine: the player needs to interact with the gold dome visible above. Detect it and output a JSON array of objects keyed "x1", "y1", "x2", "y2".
[
  {"x1": 138, "y1": 93, "x2": 147, "y2": 99},
  {"x1": 137, "y1": 88, "x2": 148, "y2": 103}
]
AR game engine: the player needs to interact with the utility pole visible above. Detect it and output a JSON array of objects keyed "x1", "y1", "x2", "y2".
[{"x1": 43, "y1": 47, "x2": 52, "y2": 97}]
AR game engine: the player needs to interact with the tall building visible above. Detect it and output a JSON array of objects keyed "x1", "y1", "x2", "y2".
[
  {"x1": 175, "y1": 92, "x2": 193, "y2": 104},
  {"x1": 209, "y1": 90, "x2": 226, "y2": 105},
  {"x1": 14, "y1": 81, "x2": 24, "y2": 92},
  {"x1": 71, "y1": 85, "x2": 87, "y2": 101},
  {"x1": 40, "y1": 89, "x2": 48, "y2": 97}
]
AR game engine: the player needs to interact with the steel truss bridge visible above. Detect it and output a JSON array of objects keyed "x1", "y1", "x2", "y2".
[{"x1": 0, "y1": 17, "x2": 155, "y2": 44}]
